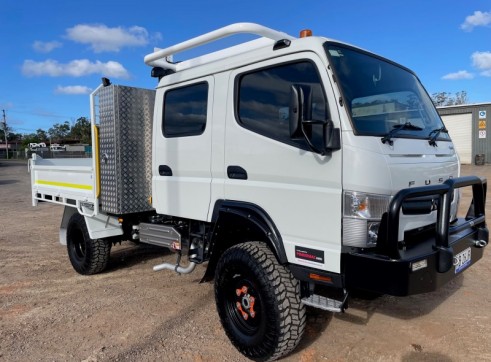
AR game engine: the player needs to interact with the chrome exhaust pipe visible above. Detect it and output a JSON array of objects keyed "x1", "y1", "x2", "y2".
[{"x1": 153, "y1": 261, "x2": 197, "y2": 274}]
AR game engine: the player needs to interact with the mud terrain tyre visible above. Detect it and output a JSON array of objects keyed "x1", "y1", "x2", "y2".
[
  {"x1": 66, "y1": 213, "x2": 111, "y2": 275},
  {"x1": 214, "y1": 242, "x2": 306, "y2": 361}
]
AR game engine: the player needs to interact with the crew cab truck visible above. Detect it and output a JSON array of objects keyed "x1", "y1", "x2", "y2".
[{"x1": 29, "y1": 23, "x2": 488, "y2": 361}]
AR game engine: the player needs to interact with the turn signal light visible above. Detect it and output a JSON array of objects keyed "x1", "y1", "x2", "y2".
[{"x1": 309, "y1": 273, "x2": 332, "y2": 283}]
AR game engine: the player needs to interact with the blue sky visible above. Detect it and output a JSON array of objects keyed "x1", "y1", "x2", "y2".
[{"x1": 1, "y1": 0, "x2": 491, "y2": 135}]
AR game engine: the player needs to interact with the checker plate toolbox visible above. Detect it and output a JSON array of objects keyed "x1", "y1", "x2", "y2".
[{"x1": 97, "y1": 85, "x2": 155, "y2": 214}]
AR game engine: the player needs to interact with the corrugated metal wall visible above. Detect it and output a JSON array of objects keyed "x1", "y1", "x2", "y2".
[{"x1": 438, "y1": 103, "x2": 491, "y2": 164}]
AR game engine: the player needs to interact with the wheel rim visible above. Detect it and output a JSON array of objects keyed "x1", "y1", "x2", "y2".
[
  {"x1": 70, "y1": 225, "x2": 86, "y2": 261},
  {"x1": 225, "y1": 277, "x2": 263, "y2": 336}
]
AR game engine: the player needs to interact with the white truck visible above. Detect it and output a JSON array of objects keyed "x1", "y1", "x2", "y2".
[
  {"x1": 29, "y1": 23, "x2": 488, "y2": 361},
  {"x1": 49, "y1": 144, "x2": 66, "y2": 151},
  {"x1": 29, "y1": 142, "x2": 47, "y2": 150}
]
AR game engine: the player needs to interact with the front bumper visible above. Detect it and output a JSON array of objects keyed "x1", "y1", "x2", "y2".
[{"x1": 344, "y1": 176, "x2": 488, "y2": 296}]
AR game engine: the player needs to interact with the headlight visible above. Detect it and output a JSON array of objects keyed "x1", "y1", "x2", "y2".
[{"x1": 343, "y1": 191, "x2": 391, "y2": 248}]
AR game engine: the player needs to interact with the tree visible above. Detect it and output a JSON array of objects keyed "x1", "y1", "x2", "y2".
[
  {"x1": 48, "y1": 121, "x2": 70, "y2": 142},
  {"x1": 69, "y1": 117, "x2": 91, "y2": 144},
  {"x1": 20, "y1": 129, "x2": 49, "y2": 148},
  {"x1": 9, "y1": 133, "x2": 22, "y2": 141},
  {"x1": 21, "y1": 133, "x2": 40, "y2": 148},
  {"x1": 431, "y1": 91, "x2": 468, "y2": 107},
  {"x1": 454, "y1": 91, "x2": 468, "y2": 105},
  {"x1": 36, "y1": 129, "x2": 48, "y2": 142},
  {"x1": 19, "y1": 115, "x2": 91, "y2": 146},
  {"x1": 0, "y1": 124, "x2": 13, "y2": 141},
  {"x1": 431, "y1": 92, "x2": 450, "y2": 107}
]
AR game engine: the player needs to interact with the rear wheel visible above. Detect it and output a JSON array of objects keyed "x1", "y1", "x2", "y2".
[
  {"x1": 215, "y1": 242, "x2": 306, "y2": 361},
  {"x1": 66, "y1": 213, "x2": 111, "y2": 275}
]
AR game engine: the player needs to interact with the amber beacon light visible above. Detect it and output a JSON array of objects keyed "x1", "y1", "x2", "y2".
[{"x1": 300, "y1": 29, "x2": 313, "y2": 37}]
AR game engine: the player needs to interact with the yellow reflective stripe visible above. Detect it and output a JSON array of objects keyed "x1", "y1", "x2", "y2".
[{"x1": 36, "y1": 180, "x2": 93, "y2": 190}]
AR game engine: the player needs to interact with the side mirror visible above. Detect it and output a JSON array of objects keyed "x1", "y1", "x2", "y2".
[
  {"x1": 290, "y1": 84, "x2": 340, "y2": 154},
  {"x1": 289, "y1": 85, "x2": 301, "y2": 139}
]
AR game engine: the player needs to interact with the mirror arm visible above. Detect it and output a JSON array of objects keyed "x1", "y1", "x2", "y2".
[
  {"x1": 300, "y1": 120, "x2": 326, "y2": 156},
  {"x1": 325, "y1": 127, "x2": 341, "y2": 151},
  {"x1": 302, "y1": 119, "x2": 327, "y2": 125}
]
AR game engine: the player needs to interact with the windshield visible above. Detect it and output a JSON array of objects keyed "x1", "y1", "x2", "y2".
[{"x1": 325, "y1": 43, "x2": 450, "y2": 141}]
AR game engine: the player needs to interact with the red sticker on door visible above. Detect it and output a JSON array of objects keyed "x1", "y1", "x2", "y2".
[{"x1": 295, "y1": 246, "x2": 324, "y2": 264}]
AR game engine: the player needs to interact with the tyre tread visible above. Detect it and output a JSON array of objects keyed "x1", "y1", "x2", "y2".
[
  {"x1": 215, "y1": 242, "x2": 306, "y2": 361},
  {"x1": 67, "y1": 213, "x2": 111, "y2": 275}
]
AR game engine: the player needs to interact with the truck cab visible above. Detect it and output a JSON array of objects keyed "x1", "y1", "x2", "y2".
[
  {"x1": 30, "y1": 23, "x2": 487, "y2": 361},
  {"x1": 147, "y1": 24, "x2": 480, "y2": 295}
]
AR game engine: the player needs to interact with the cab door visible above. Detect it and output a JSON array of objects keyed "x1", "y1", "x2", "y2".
[
  {"x1": 152, "y1": 76, "x2": 214, "y2": 221},
  {"x1": 224, "y1": 54, "x2": 343, "y2": 273}
]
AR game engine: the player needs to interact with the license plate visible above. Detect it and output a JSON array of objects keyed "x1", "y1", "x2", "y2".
[{"x1": 454, "y1": 247, "x2": 472, "y2": 274}]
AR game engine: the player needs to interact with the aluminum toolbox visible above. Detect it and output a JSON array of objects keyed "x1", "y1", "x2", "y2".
[{"x1": 97, "y1": 85, "x2": 155, "y2": 214}]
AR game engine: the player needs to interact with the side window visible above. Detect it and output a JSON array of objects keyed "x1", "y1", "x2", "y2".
[
  {"x1": 237, "y1": 61, "x2": 328, "y2": 148},
  {"x1": 163, "y1": 82, "x2": 208, "y2": 138}
]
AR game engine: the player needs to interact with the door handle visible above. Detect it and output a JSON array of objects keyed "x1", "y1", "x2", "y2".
[
  {"x1": 159, "y1": 165, "x2": 173, "y2": 176},
  {"x1": 227, "y1": 166, "x2": 248, "y2": 180}
]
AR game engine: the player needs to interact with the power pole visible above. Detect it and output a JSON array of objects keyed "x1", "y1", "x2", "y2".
[{"x1": 2, "y1": 109, "x2": 8, "y2": 160}]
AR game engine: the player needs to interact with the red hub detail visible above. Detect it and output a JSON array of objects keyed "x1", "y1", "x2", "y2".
[{"x1": 235, "y1": 285, "x2": 256, "y2": 320}]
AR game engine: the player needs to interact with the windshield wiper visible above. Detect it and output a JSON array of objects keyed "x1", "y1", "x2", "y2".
[
  {"x1": 428, "y1": 126, "x2": 448, "y2": 147},
  {"x1": 381, "y1": 122, "x2": 423, "y2": 146}
]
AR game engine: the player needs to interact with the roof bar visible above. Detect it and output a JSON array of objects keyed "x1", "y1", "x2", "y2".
[{"x1": 144, "y1": 22, "x2": 296, "y2": 70}]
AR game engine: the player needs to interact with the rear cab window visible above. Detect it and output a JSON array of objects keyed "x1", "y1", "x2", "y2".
[{"x1": 162, "y1": 82, "x2": 208, "y2": 138}]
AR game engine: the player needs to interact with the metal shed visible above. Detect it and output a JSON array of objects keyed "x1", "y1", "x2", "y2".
[{"x1": 437, "y1": 103, "x2": 491, "y2": 165}]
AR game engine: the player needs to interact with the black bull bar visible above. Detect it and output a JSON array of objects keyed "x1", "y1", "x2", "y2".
[{"x1": 344, "y1": 176, "x2": 488, "y2": 296}]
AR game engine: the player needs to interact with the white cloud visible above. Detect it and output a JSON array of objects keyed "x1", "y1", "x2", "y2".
[
  {"x1": 471, "y1": 51, "x2": 491, "y2": 69},
  {"x1": 55, "y1": 85, "x2": 93, "y2": 95},
  {"x1": 66, "y1": 24, "x2": 149, "y2": 52},
  {"x1": 441, "y1": 70, "x2": 474, "y2": 80},
  {"x1": 22, "y1": 59, "x2": 129, "y2": 78},
  {"x1": 469, "y1": 51, "x2": 491, "y2": 77},
  {"x1": 33, "y1": 40, "x2": 62, "y2": 53},
  {"x1": 461, "y1": 10, "x2": 491, "y2": 31}
]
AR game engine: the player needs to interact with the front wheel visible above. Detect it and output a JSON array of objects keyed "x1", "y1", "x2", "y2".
[
  {"x1": 66, "y1": 213, "x2": 111, "y2": 275},
  {"x1": 214, "y1": 242, "x2": 306, "y2": 361}
]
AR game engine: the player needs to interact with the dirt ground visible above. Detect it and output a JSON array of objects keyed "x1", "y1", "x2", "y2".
[{"x1": 1, "y1": 160, "x2": 490, "y2": 362}]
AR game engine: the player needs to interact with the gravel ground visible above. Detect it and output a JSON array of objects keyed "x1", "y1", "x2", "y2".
[{"x1": 0, "y1": 160, "x2": 490, "y2": 361}]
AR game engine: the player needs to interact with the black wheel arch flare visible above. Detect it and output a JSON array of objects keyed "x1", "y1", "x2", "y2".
[{"x1": 201, "y1": 200, "x2": 288, "y2": 282}]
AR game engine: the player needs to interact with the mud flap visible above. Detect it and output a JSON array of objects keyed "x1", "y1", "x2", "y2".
[{"x1": 59, "y1": 206, "x2": 78, "y2": 245}]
